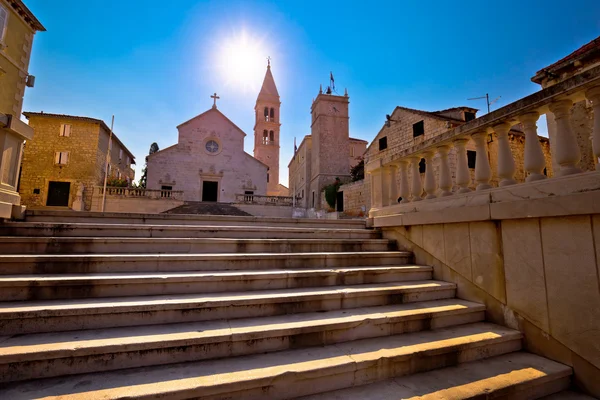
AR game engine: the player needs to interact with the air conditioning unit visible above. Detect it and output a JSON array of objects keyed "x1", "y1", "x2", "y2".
[{"x1": 26, "y1": 75, "x2": 36, "y2": 88}]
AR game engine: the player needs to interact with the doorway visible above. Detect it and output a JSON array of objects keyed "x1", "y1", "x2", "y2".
[
  {"x1": 202, "y1": 181, "x2": 218, "y2": 202},
  {"x1": 336, "y1": 191, "x2": 344, "y2": 212},
  {"x1": 46, "y1": 181, "x2": 70, "y2": 206}
]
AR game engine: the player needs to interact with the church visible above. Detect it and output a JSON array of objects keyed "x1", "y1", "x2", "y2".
[{"x1": 146, "y1": 63, "x2": 288, "y2": 202}]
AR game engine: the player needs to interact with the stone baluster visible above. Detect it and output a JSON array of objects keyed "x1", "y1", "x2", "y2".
[
  {"x1": 381, "y1": 167, "x2": 391, "y2": 207},
  {"x1": 549, "y1": 100, "x2": 582, "y2": 176},
  {"x1": 387, "y1": 164, "x2": 399, "y2": 205},
  {"x1": 369, "y1": 169, "x2": 383, "y2": 209},
  {"x1": 493, "y1": 122, "x2": 517, "y2": 186},
  {"x1": 585, "y1": 86, "x2": 600, "y2": 171},
  {"x1": 398, "y1": 160, "x2": 410, "y2": 203},
  {"x1": 453, "y1": 138, "x2": 471, "y2": 193},
  {"x1": 422, "y1": 151, "x2": 437, "y2": 199},
  {"x1": 437, "y1": 145, "x2": 452, "y2": 196},
  {"x1": 519, "y1": 112, "x2": 547, "y2": 182},
  {"x1": 409, "y1": 156, "x2": 423, "y2": 201},
  {"x1": 471, "y1": 131, "x2": 492, "y2": 190}
]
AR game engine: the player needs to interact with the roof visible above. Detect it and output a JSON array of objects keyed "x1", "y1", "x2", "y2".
[
  {"x1": 177, "y1": 107, "x2": 247, "y2": 137},
  {"x1": 7, "y1": 0, "x2": 45, "y2": 31},
  {"x1": 394, "y1": 105, "x2": 465, "y2": 123},
  {"x1": 433, "y1": 106, "x2": 479, "y2": 114},
  {"x1": 349, "y1": 137, "x2": 368, "y2": 143},
  {"x1": 257, "y1": 65, "x2": 280, "y2": 101},
  {"x1": 23, "y1": 112, "x2": 136, "y2": 161},
  {"x1": 532, "y1": 36, "x2": 600, "y2": 84}
]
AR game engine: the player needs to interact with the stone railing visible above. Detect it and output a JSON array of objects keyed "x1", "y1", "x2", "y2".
[
  {"x1": 235, "y1": 194, "x2": 294, "y2": 206},
  {"x1": 95, "y1": 187, "x2": 185, "y2": 201},
  {"x1": 366, "y1": 65, "x2": 600, "y2": 216}
]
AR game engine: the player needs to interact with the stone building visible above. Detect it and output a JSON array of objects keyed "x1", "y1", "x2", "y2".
[
  {"x1": 19, "y1": 112, "x2": 135, "y2": 209},
  {"x1": 532, "y1": 35, "x2": 600, "y2": 173},
  {"x1": 0, "y1": 0, "x2": 44, "y2": 219},
  {"x1": 288, "y1": 89, "x2": 367, "y2": 210}
]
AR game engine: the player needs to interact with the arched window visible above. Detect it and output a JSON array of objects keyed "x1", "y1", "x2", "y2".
[
  {"x1": 264, "y1": 107, "x2": 269, "y2": 121},
  {"x1": 270, "y1": 108, "x2": 275, "y2": 120},
  {"x1": 263, "y1": 130, "x2": 268, "y2": 145},
  {"x1": 269, "y1": 130, "x2": 274, "y2": 143}
]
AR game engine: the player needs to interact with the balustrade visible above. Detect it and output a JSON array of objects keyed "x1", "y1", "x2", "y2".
[
  {"x1": 437, "y1": 145, "x2": 452, "y2": 196},
  {"x1": 586, "y1": 86, "x2": 600, "y2": 171},
  {"x1": 493, "y1": 122, "x2": 517, "y2": 186},
  {"x1": 96, "y1": 187, "x2": 184, "y2": 200},
  {"x1": 409, "y1": 156, "x2": 422, "y2": 201},
  {"x1": 234, "y1": 194, "x2": 293, "y2": 206},
  {"x1": 422, "y1": 151, "x2": 437, "y2": 199}
]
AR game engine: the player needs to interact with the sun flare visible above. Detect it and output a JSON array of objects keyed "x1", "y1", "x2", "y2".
[{"x1": 217, "y1": 31, "x2": 270, "y2": 92}]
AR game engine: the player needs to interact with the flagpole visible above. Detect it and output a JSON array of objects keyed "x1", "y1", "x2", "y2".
[{"x1": 101, "y1": 115, "x2": 114, "y2": 213}]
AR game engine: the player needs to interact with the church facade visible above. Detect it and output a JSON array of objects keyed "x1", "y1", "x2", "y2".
[{"x1": 146, "y1": 64, "x2": 287, "y2": 203}]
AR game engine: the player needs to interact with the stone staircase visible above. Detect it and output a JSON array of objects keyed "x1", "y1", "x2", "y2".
[
  {"x1": 163, "y1": 201, "x2": 252, "y2": 216},
  {"x1": 0, "y1": 211, "x2": 586, "y2": 399}
]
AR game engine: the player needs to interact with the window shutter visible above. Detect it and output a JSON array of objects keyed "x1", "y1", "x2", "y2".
[
  {"x1": 60, "y1": 124, "x2": 65, "y2": 136},
  {"x1": 54, "y1": 152, "x2": 60, "y2": 164},
  {"x1": 63, "y1": 152, "x2": 69, "y2": 164},
  {"x1": 65, "y1": 125, "x2": 71, "y2": 137},
  {"x1": 0, "y1": 7, "x2": 7, "y2": 41}
]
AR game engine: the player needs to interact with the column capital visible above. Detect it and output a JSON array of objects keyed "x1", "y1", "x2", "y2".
[
  {"x1": 585, "y1": 85, "x2": 600, "y2": 103},
  {"x1": 548, "y1": 99, "x2": 573, "y2": 118},
  {"x1": 453, "y1": 137, "x2": 469, "y2": 147},
  {"x1": 492, "y1": 122, "x2": 512, "y2": 135},
  {"x1": 519, "y1": 111, "x2": 540, "y2": 125},
  {"x1": 436, "y1": 144, "x2": 450, "y2": 155},
  {"x1": 471, "y1": 130, "x2": 488, "y2": 141}
]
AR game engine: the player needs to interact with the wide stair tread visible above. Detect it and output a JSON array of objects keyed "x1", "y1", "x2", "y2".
[
  {"x1": 0, "y1": 322, "x2": 522, "y2": 399},
  {"x1": 297, "y1": 352, "x2": 572, "y2": 400}
]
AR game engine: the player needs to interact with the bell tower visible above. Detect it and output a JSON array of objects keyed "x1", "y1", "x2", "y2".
[{"x1": 254, "y1": 59, "x2": 281, "y2": 195}]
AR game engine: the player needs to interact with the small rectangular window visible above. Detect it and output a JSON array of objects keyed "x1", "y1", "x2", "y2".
[
  {"x1": 60, "y1": 124, "x2": 71, "y2": 137},
  {"x1": 413, "y1": 121, "x2": 425, "y2": 137},
  {"x1": 0, "y1": 6, "x2": 8, "y2": 43},
  {"x1": 465, "y1": 112, "x2": 476, "y2": 122},
  {"x1": 378, "y1": 137, "x2": 388, "y2": 151},
  {"x1": 54, "y1": 151, "x2": 69, "y2": 165},
  {"x1": 119, "y1": 149, "x2": 123, "y2": 160},
  {"x1": 419, "y1": 158, "x2": 426, "y2": 173},
  {"x1": 467, "y1": 150, "x2": 477, "y2": 169},
  {"x1": 161, "y1": 185, "x2": 173, "y2": 191}
]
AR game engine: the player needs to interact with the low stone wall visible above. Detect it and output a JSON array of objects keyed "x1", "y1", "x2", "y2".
[
  {"x1": 340, "y1": 179, "x2": 370, "y2": 217},
  {"x1": 234, "y1": 203, "x2": 293, "y2": 218},
  {"x1": 90, "y1": 195, "x2": 184, "y2": 214}
]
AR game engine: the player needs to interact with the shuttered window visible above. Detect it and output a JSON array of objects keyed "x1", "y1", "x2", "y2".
[
  {"x1": 60, "y1": 124, "x2": 71, "y2": 137},
  {"x1": 0, "y1": 6, "x2": 8, "y2": 43},
  {"x1": 54, "y1": 152, "x2": 69, "y2": 165}
]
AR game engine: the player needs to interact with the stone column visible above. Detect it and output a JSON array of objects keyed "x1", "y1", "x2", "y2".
[
  {"x1": 453, "y1": 138, "x2": 471, "y2": 193},
  {"x1": 548, "y1": 100, "x2": 582, "y2": 176},
  {"x1": 422, "y1": 151, "x2": 437, "y2": 199},
  {"x1": 398, "y1": 160, "x2": 410, "y2": 203},
  {"x1": 493, "y1": 122, "x2": 517, "y2": 186},
  {"x1": 387, "y1": 164, "x2": 399, "y2": 205},
  {"x1": 380, "y1": 167, "x2": 391, "y2": 207},
  {"x1": 437, "y1": 145, "x2": 452, "y2": 196},
  {"x1": 585, "y1": 86, "x2": 600, "y2": 171},
  {"x1": 471, "y1": 131, "x2": 492, "y2": 190},
  {"x1": 369, "y1": 170, "x2": 383, "y2": 209},
  {"x1": 519, "y1": 112, "x2": 547, "y2": 182},
  {"x1": 409, "y1": 156, "x2": 422, "y2": 201}
]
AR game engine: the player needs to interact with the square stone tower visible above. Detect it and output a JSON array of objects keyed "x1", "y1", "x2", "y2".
[{"x1": 308, "y1": 88, "x2": 350, "y2": 208}]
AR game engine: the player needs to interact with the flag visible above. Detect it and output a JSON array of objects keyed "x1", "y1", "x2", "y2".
[
  {"x1": 330, "y1": 72, "x2": 335, "y2": 90},
  {"x1": 294, "y1": 137, "x2": 297, "y2": 154}
]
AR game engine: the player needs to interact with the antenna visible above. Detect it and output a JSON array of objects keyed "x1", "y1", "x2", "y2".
[{"x1": 467, "y1": 93, "x2": 501, "y2": 114}]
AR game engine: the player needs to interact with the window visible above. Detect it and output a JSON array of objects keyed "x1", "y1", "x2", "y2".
[
  {"x1": 263, "y1": 130, "x2": 268, "y2": 145},
  {"x1": 269, "y1": 130, "x2": 274, "y2": 143},
  {"x1": 0, "y1": 6, "x2": 8, "y2": 43},
  {"x1": 378, "y1": 136, "x2": 388, "y2": 151},
  {"x1": 413, "y1": 120, "x2": 425, "y2": 137},
  {"x1": 117, "y1": 171, "x2": 121, "y2": 179},
  {"x1": 270, "y1": 108, "x2": 275, "y2": 120},
  {"x1": 33, "y1": 188, "x2": 40, "y2": 194},
  {"x1": 267, "y1": 173, "x2": 270, "y2": 183},
  {"x1": 161, "y1": 185, "x2": 172, "y2": 191},
  {"x1": 205, "y1": 140, "x2": 219, "y2": 153},
  {"x1": 312, "y1": 191, "x2": 315, "y2": 208},
  {"x1": 419, "y1": 158, "x2": 426, "y2": 173},
  {"x1": 126, "y1": 156, "x2": 130, "y2": 166},
  {"x1": 465, "y1": 112, "x2": 476, "y2": 122},
  {"x1": 264, "y1": 107, "x2": 269, "y2": 121},
  {"x1": 119, "y1": 149, "x2": 123, "y2": 161},
  {"x1": 301, "y1": 189, "x2": 304, "y2": 198},
  {"x1": 350, "y1": 147, "x2": 354, "y2": 157},
  {"x1": 59, "y1": 124, "x2": 71, "y2": 137},
  {"x1": 467, "y1": 150, "x2": 476, "y2": 169},
  {"x1": 54, "y1": 151, "x2": 69, "y2": 165}
]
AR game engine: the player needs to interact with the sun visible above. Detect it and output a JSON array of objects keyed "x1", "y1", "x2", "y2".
[{"x1": 216, "y1": 31, "x2": 270, "y2": 92}]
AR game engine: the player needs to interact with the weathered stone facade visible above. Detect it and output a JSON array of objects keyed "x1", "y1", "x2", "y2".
[
  {"x1": 146, "y1": 107, "x2": 268, "y2": 203},
  {"x1": 19, "y1": 113, "x2": 135, "y2": 210},
  {"x1": 340, "y1": 178, "x2": 370, "y2": 217},
  {"x1": 0, "y1": 0, "x2": 44, "y2": 218}
]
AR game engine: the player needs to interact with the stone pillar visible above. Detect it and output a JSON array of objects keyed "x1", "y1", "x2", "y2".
[
  {"x1": 585, "y1": 86, "x2": 600, "y2": 171},
  {"x1": 369, "y1": 170, "x2": 383, "y2": 209},
  {"x1": 380, "y1": 167, "x2": 391, "y2": 207},
  {"x1": 422, "y1": 151, "x2": 437, "y2": 199},
  {"x1": 453, "y1": 138, "x2": 471, "y2": 193},
  {"x1": 549, "y1": 100, "x2": 582, "y2": 176},
  {"x1": 409, "y1": 156, "x2": 422, "y2": 201},
  {"x1": 437, "y1": 145, "x2": 452, "y2": 196},
  {"x1": 519, "y1": 112, "x2": 547, "y2": 182},
  {"x1": 471, "y1": 131, "x2": 492, "y2": 190},
  {"x1": 398, "y1": 160, "x2": 410, "y2": 203},
  {"x1": 493, "y1": 122, "x2": 517, "y2": 186},
  {"x1": 387, "y1": 164, "x2": 399, "y2": 205}
]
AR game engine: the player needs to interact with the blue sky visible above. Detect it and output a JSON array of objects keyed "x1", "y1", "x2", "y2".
[{"x1": 23, "y1": 0, "x2": 600, "y2": 186}]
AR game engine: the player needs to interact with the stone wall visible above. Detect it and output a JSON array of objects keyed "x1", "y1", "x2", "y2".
[{"x1": 340, "y1": 179, "x2": 370, "y2": 217}]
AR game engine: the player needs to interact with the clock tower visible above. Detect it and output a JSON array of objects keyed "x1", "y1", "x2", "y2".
[
  {"x1": 254, "y1": 61, "x2": 282, "y2": 195},
  {"x1": 309, "y1": 87, "x2": 350, "y2": 208}
]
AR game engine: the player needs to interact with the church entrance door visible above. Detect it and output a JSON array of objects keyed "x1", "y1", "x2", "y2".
[{"x1": 202, "y1": 181, "x2": 219, "y2": 202}]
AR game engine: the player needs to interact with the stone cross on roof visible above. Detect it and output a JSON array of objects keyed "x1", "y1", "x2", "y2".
[{"x1": 211, "y1": 92, "x2": 220, "y2": 109}]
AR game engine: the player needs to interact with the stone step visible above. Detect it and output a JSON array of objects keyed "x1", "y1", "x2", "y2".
[
  {"x1": 0, "y1": 281, "x2": 456, "y2": 334},
  {"x1": 24, "y1": 209, "x2": 367, "y2": 229},
  {"x1": 0, "y1": 222, "x2": 378, "y2": 239},
  {"x1": 0, "y1": 236, "x2": 394, "y2": 255},
  {"x1": 0, "y1": 265, "x2": 432, "y2": 301},
  {"x1": 541, "y1": 390, "x2": 597, "y2": 399},
  {"x1": 0, "y1": 251, "x2": 411, "y2": 274},
  {"x1": 296, "y1": 352, "x2": 572, "y2": 400},
  {"x1": 0, "y1": 322, "x2": 522, "y2": 399},
  {"x1": 0, "y1": 299, "x2": 486, "y2": 382}
]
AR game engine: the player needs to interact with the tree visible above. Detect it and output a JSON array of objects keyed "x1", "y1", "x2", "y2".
[
  {"x1": 350, "y1": 158, "x2": 364, "y2": 182},
  {"x1": 139, "y1": 142, "x2": 159, "y2": 188}
]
